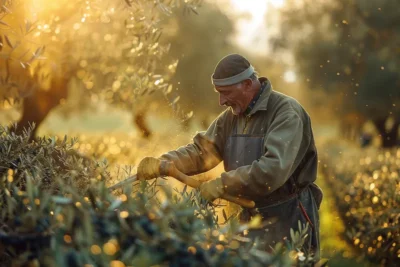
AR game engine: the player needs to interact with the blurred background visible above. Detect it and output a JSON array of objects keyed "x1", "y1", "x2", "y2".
[{"x1": 1, "y1": 0, "x2": 399, "y2": 265}]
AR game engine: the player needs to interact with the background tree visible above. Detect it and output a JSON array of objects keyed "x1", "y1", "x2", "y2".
[
  {"x1": 0, "y1": 0, "x2": 202, "y2": 139},
  {"x1": 160, "y1": 2, "x2": 235, "y2": 130},
  {"x1": 159, "y1": 3, "x2": 295, "y2": 132},
  {"x1": 274, "y1": 0, "x2": 400, "y2": 146}
]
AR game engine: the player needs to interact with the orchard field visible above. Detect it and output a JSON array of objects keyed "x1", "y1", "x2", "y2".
[
  {"x1": 321, "y1": 142, "x2": 400, "y2": 266},
  {"x1": 1, "y1": 0, "x2": 400, "y2": 266}
]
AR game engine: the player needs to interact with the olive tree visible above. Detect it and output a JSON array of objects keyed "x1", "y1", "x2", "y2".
[
  {"x1": 275, "y1": 0, "x2": 400, "y2": 146},
  {"x1": 0, "y1": 0, "x2": 202, "y2": 138}
]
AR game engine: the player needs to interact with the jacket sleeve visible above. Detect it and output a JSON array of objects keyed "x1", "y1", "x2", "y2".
[
  {"x1": 221, "y1": 111, "x2": 308, "y2": 199},
  {"x1": 159, "y1": 111, "x2": 231, "y2": 175}
]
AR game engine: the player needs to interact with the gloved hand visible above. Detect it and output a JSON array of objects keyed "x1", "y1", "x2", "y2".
[
  {"x1": 199, "y1": 177, "x2": 225, "y2": 202},
  {"x1": 137, "y1": 157, "x2": 162, "y2": 180}
]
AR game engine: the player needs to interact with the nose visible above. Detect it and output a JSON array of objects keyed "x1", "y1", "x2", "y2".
[{"x1": 219, "y1": 94, "x2": 227, "y2": 106}]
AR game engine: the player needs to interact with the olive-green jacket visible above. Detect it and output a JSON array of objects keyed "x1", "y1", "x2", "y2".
[{"x1": 160, "y1": 78, "x2": 318, "y2": 202}]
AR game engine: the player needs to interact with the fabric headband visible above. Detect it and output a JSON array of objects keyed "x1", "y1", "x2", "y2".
[{"x1": 212, "y1": 65, "x2": 255, "y2": 86}]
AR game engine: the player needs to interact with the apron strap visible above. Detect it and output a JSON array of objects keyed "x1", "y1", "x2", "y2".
[{"x1": 298, "y1": 200, "x2": 315, "y2": 229}]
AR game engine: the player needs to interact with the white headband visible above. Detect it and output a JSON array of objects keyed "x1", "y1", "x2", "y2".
[{"x1": 212, "y1": 65, "x2": 255, "y2": 86}]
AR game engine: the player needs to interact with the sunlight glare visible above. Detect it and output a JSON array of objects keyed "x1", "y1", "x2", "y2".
[
  {"x1": 228, "y1": 0, "x2": 286, "y2": 55},
  {"x1": 283, "y1": 70, "x2": 297, "y2": 83}
]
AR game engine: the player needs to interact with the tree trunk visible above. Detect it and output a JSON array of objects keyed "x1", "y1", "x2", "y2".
[
  {"x1": 374, "y1": 117, "x2": 399, "y2": 148},
  {"x1": 16, "y1": 92, "x2": 51, "y2": 139},
  {"x1": 134, "y1": 110, "x2": 152, "y2": 138},
  {"x1": 339, "y1": 112, "x2": 366, "y2": 142},
  {"x1": 16, "y1": 72, "x2": 71, "y2": 140}
]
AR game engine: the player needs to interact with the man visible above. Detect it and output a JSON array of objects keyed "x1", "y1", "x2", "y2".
[{"x1": 137, "y1": 54, "x2": 323, "y2": 257}]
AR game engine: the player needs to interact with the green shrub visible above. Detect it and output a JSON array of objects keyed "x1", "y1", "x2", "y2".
[
  {"x1": 0, "y1": 126, "x2": 317, "y2": 266},
  {"x1": 322, "y1": 143, "x2": 400, "y2": 266},
  {"x1": 0, "y1": 124, "x2": 111, "y2": 192}
]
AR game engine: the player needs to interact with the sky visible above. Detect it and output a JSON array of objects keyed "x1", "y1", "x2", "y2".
[
  {"x1": 228, "y1": 0, "x2": 285, "y2": 56},
  {"x1": 223, "y1": 0, "x2": 296, "y2": 82}
]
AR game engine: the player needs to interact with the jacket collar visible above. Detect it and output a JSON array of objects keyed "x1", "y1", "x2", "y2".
[{"x1": 246, "y1": 77, "x2": 272, "y2": 116}]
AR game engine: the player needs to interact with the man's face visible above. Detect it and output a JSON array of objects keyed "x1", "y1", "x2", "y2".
[{"x1": 214, "y1": 80, "x2": 252, "y2": 115}]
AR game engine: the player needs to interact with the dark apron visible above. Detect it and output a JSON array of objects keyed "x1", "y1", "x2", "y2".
[{"x1": 223, "y1": 127, "x2": 320, "y2": 258}]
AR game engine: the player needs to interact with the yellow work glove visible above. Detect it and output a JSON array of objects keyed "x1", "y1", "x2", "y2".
[
  {"x1": 199, "y1": 177, "x2": 225, "y2": 202},
  {"x1": 137, "y1": 157, "x2": 162, "y2": 181}
]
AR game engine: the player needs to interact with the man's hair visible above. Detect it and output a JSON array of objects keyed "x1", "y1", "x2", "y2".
[
  {"x1": 212, "y1": 54, "x2": 259, "y2": 86},
  {"x1": 249, "y1": 71, "x2": 259, "y2": 81},
  {"x1": 213, "y1": 54, "x2": 251, "y2": 79}
]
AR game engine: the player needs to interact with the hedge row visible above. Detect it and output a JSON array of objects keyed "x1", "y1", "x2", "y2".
[
  {"x1": 321, "y1": 143, "x2": 400, "y2": 266},
  {"x1": 0, "y1": 125, "x2": 316, "y2": 266}
]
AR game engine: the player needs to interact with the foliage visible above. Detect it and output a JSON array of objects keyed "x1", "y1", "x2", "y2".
[
  {"x1": 0, "y1": 0, "x2": 203, "y2": 135},
  {"x1": 160, "y1": 2, "x2": 235, "y2": 127},
  {"x1": 0, "y1": 126, "x2": 318, "y2": 266},
  {"x1": 321, "y1": 142, "x2": 400, "y2": 266},
  {"x1": 276, "y1": 0, "x2": 400, "y2": 119},
  {"x1": 0, "y1": 124, "x2": 111, "y2": 192}
]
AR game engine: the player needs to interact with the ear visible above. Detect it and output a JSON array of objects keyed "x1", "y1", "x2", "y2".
[{"x1": 242, "y1": 79, "x2": 253, "y2": 90}]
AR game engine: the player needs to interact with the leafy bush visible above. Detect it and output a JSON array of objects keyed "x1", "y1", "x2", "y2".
[
  {"x1": 321, "y1": 143, "x2": 400, "y2": 266},
  {"x1": 0, "y1": 124, "x2": 111, "y2": 192},
  {"x1": 0, "y1": 126, "x2": 317, "y2": 266}
]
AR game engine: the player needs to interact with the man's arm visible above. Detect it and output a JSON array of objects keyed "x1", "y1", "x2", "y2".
[
  {"x1": 221, "y1": 111, "x2": 311, "y2": 199},
  {"x1": 160, "y1": 111, "x2": 232, "y2": 175}
]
